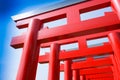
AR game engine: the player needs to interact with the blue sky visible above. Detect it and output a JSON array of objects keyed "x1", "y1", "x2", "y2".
[{"x1": 0, "y1": 0, "x2": 113, "y2": 80}]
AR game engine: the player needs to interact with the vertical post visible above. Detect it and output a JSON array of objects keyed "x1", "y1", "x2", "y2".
[
  {"x1": 48, "y1": 43, "x2": 60, "y2": 80},
  {"x1": 64, "y1": 60, "x2": 72, "y2": 80},
  {"x1": 80, "y1": 75, "x2": 86, "y2": 80},
  {"x1": 111, "y1": 0, "x2": 120, "y2": 19},
  {"x1": 16, "y1": 19, "x2": 42, "y2": 80},
  {"x1": 111, "y1": 66, "x2": 119, "y2": 80},
  {"x1": 110, "y1": 55, "x2": 120, "y2": 80},
  {"x1": 67, "y1": 8, "x2": 80, "y2": 24},
  {"x1": 108, "y1": 32, "x2": 120, "y2": 72},
  {"x1": 78, "y1": 38, "x2": 87, "y2": 49},
  {"x1": 73, "y1": 69, "x2": 80, "y2": 80}
]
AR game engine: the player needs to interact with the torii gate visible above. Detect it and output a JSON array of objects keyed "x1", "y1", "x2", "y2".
[
  {"x1": 11, "y1": 0, "x2": 120, "y2": 80},
  {"x1": 60, "y1": 56, "x2": 113, "y2": 80}
]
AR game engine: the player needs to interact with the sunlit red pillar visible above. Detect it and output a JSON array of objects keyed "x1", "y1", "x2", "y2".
[
  {"x1": 73, "y1": 69, "x2": 80, "y2": 80},
  {"x1": 108, "y1": 32, "x2": 120, "y2": 71},
  {"x1": 16, "y1": 19, "x2": 42, "y2": 80},
  {"x1": 80, "y1": 75, "x2": 86, "y2": 80},
  {"x1": 111, "y1": 0, "x2": 120, "y2": 19},
  {"x1": 48, "y1": 43, "x2": 60, "y2": 80},
  {"x1": 64, "y1": 60, "x2": 72, "y2": 80}
]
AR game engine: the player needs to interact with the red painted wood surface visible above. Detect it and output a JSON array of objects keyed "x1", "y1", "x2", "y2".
[{"x1": 10, "y1": 0, "x2": 120, "y2": 80}]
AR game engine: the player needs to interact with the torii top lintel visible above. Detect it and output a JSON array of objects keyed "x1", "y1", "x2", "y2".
[{"x1": 12, "y1": 0, "x2": 86, "y2": 21}]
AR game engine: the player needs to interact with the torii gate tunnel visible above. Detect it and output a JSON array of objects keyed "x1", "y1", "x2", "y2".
[{"x1": 11, "y1": 0, "x2": 120, "y2": 80}]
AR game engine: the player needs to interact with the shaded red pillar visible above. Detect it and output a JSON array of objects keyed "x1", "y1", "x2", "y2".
[
  {"x1": 73, "y1": 69, "x2": 80, "y2": 80},
  {"x1": 16, "y1": 19, "x2": 42, "y2": 80},
  {"x1": 108, "y1": 32, "x2": 120, "y2": 80},
  {"x1": 111, "y1": 0, "x2": 120, "y2": 19},
  {"x1": 64, "y1": 60, "x2": 72, "y2": 80},
  {"x1": 48, "y1": 43, "x2": 60, "y2": 80},
  {"x1": 111, "y1": 66, "x2": 119, "y2": 80},
  {"x1": 110, "y1": 55, "x2": 120, "y2": 80},
  {"x1": 108, "y1": 32, "x2": 120, "y2": 70}
]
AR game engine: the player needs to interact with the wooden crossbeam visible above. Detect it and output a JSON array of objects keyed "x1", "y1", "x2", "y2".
[
  {"x1": 80, "y1": 67, "x2": 113, "y2": 75},
  {"x1": 40, "y1": 29, "x2": 120, "y2": 48},
  {"x1": 72, "y1": 57, "x2": 112, "y2": 69},
  {"x1": 86, "y1": 73, "x2": 113, "y2": 79},
  {"x1": 14, "y1": 0, "x2": 110, "y2": 27},
  {"x1": 11, "y1": 16, "x2": 120, "y2": 49},
  {"x1": 59, "y1": 57, "x2": 112, "y2": 70},
  {"x1": 91, "y1": 77, "x2": 113, "y2": 80},
  {"x1": 60, "y1": 64, "x2": 113, "y2": 75},
  {"x1": 39, "y1": 43, "x2": 112, "y2": 63}
]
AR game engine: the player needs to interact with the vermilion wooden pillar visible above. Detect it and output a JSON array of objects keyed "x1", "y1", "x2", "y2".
[
  {"x1": 80, "y1": 75, "x2": 86, "y2": 80},
  {"x1": 48, "y1": 43, "x2": 60, "y2": 80},
  {"x1": 111, "y1": 0, "x2": 120, "y2": 19},
  {"x1": 64, "y1": 60, "x2": 72, "y2": 80},
  {"x1": 16, "y1": 19, "x2": 42, "y2": 80},
  {"x1": 110, "y1": 55, "x2": 120, "y2": 80},
  {"x1": 111, "y1": 66, "x2": 119, "y2": 80},
  {"x1": 108, "y1": 32, "x2": 120, "y2": 80},
  {"x1": 73, "y1": 69, "x2": 80, "y2": 80},
  {"x1": 108, "y1": 32, "x2": 120, "y2": 69}
]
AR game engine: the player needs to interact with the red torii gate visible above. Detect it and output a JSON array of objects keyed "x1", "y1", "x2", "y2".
[
  {"x1": 60, "y1": 57, "x2": 113, "y2": 80},
  {"x1": 10, "y1": 0, "x2": 120, "y2": 80}
]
